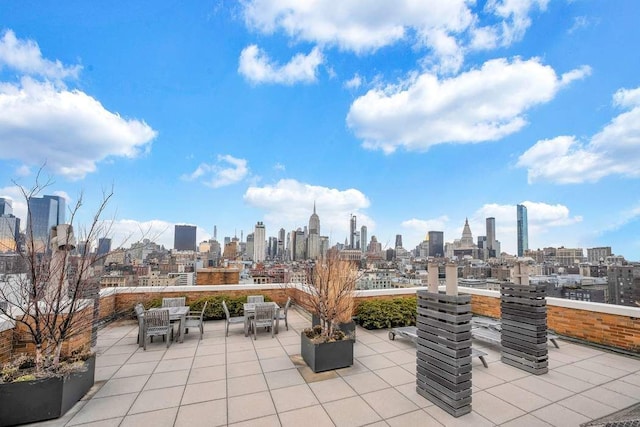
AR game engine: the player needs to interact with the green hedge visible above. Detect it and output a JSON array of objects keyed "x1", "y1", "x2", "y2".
[
  {"x1": 355, "y1": 297, "x2": 417, "y2": 330},
  {"x1": 143, "y1": 295, "x2": 272, "y2": 321}
]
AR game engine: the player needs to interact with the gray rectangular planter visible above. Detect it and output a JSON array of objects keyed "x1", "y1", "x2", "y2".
[
  {"x1": 0, "y1": 355, "x2": 95, "y2": 427},
  {"x1": 301, "y1": 332, "x2": 354, "y2": 373}
]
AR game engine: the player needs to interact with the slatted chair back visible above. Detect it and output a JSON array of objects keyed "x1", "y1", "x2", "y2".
[
  {"x1": 247, "y1": 295, "x2": 264, "y2": 303},
  {"x1": 222, "y1": 300, "x2": 231, "y2": 320},
  {"x1": 162, "y1": 297, "x2": 186, "y2": 307},
  {"x1": 254, "y1": 304, "x2": 275, "y2": 326}
]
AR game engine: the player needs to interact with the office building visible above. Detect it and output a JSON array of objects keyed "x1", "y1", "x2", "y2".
[
  {"x1": 517, "y1": 204, "x2": 528, "y2": 257},
  {"x1": 395, "y1": 234, "x2": 403, "y2": 249},
  {"x1": 607, "y1": 265, "x2": 640, "y2": 306},
  {"x1": 428, "y1": 231, "x2": 444, "y2": 258},
  {"x1": 486, "y1": 217, "x2": 496, "y2": 257},
  {"x1": 26, "y1": 195, "x2": 66, "y2": 252},
  {"x1": 254, "y1": 222, "x2": 266, "y2": 262},
  {"x1": 0, "y1": 198, "x2": 12, "y2": 216},
  {"x1": 587, "y1": 247, "x2": 612, "y2": 264},
  {"x1": 307, "y1": 204, "x2": 320, "y2": 260},
  {"x1": 245, "y1": 233, "x2": 254, "y2": 260},
  {"x1": 349, "y1": 215, "x2": 357, "y2": 249},
  {"x1": 0, "y1": 215, "x2": 20, "y2": 252},
  {"x1": 97, "y1": 237, "x2": 112, "y2": 256},
  {"x1": 361, "y1": 225, "x2": 367, "y2": 253},
  {"x1": 174, "y1": 225, "x2": 197, "y2": 251}
]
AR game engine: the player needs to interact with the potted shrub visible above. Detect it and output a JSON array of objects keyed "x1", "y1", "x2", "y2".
[
  {"x1": 300, "y1": 251, "x2": 358, "y2": 372},
  {"x1": 0, "y1": 180, "x2": 112, "y2": 426}
]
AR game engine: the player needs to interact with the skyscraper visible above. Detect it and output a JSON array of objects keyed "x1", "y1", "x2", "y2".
[
  {"x1": 0, "y1": 198, "x2": 12, "y2": 216},
  {"x1": 486, "y1": 217, "x2": 496, "y2": 254},
  {"x1": 26, "y1": 195, "x2": 66, "y2": 252},
  {"x1": 174, "y1": 225, "x2": 197, "y2": 251},
  {"x1": 395, "y1": 234, "x2": 403, "y2": 249},
  {"x1": 349, "y1": 215, "x2": 357, "y2": 249},
  {"x1": 428, "y1": 231, "x2": 444, "y2": 257},
  {"x1": 517, "y1": 204, "x2": 528, "y2": 257},
  {"x1": 97, "y1": 237, "x2": 112, "y2": 256},
  {"x1": 0, "y1": 215, "x2": 20, "y2": 253},
  {"x1": 360, "y1": 225, "x2": 367, "y2": 253},
  {"x1": 254, "y1": 221, "x2": 266, "y2": 262},
  {"x1": 307, "y1": 204, "x2": 320, "y2": 259}
]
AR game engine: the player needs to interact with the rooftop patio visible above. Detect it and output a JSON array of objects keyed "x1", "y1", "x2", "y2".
[{"x1": 35, "y1": 307, "x2": 640, "y2": 427}]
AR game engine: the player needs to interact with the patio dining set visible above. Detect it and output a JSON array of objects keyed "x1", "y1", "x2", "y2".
[{"x1": 135, "y1": 295, "x2": 292, "y2": 349}]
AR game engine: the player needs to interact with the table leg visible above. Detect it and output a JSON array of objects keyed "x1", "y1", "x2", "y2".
[
  {"x1": 275, "y1": 309, "x2": 280, "y2": 334},
  {"x1": 180, "y1": 315, "x2": 186, "y2": 343}
]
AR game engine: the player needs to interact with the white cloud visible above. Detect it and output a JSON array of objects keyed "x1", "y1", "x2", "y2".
[
  {"x1": 182, "y1": 154, "x2": 249, "y2": 188},
  {"x1": 238, "y1": 45, "x2": 323, "y2": 85},
  {"x1": 517, "y1": 86, "x2": 640, "y2": 183},
  {"x1": 240, "y1": 1, "x2": 546, "y2": 73},
  {"x1": 243, "y1": 179, "x2": 373, "y2": 241},
  {"x1": 0, "y1": 186, "x2": 27, "y2": 223},
  {"x1": 401, "y1": 216, "x2": 450, "y2": 248},
  {"x1": 484, "y1": 0, "x2": 549, "y2": 46},
  {"x1": 273, "y1": 162, "x2": 286, "y2": 171},
  {"x1": 0, "y1": 30, "x2": 81, "y2": 80},
  {"x1": 347, "y1": 57, "x2": 589, "y2": 153},
  {"x1": 344, "y1": 74, "x2": 362, "y2": 90},
  {"x1": 568, "y1": 16, "x2": 593, "y2": 35},
  {"x1": 0, "y1": 78, "x2": 157, "y2": 180}
]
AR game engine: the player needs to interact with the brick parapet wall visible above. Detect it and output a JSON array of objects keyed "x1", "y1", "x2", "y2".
[{"x1": 0, "y1": 328, "x2": 12, "y2": 363}]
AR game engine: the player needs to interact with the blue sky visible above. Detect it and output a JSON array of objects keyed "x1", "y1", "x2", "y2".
[{"x1": 1, "y1": 1, "x2": 639, "y2": 259}]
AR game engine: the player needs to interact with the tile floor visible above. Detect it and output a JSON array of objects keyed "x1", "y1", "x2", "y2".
[{"x1": 30, "y1": 308, "x2": 640, "y2": 427}]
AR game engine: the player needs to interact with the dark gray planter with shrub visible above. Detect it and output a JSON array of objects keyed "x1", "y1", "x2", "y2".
[
  {"x1": 301, "y1": 332, "x2": 354, "y2": 373},
  {"x1": 0, "y1": 355, "x2": 95, "y2": 427},
  {"x1": 311, "y1": 314, "x2": 356, "y2": 340}
]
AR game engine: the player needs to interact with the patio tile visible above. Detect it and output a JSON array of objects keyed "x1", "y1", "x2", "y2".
[
  {"x1": 271, "y1": 383, "x2": 319, "y2": 412},
  {"x1": 323, "y1": 396, "x2": 382, "y2": 427},
  {"x1": 424, "y1": 404, "x2": 494, "y2": 427},
  {"x1": 580, "y1": 385, "x2": 640, "y2": 409},
  {"x1": 228, "y1": 373, "x2": 268, "y2": 397},
  {"x1": 361, "y1": 387, "x2": 419, "y2": 419},
  {"x1": 227, "y1": 360, "x2": 263, "y2": 378},
  {"x1": 192, "y1": 353, "x2": 226, "y2": 368},
  {"x1": 253, "y1": 336, "x2": 283, "y2": 348},
  {"x1": 260, "y1": 355, "x2": 296, "y2": 372},
  {"x1": 127, "y1": 350, "x2": 164, "y2": 364},
  {"x1": 484, "y1": 382, "x2": 551, "y2": 412},
  {"x1": 309, "y1": 377, "x2": 358, "y2": 403},
  {"x1": 112, "y1": 361, "x2": 158, "y2": 378},
  {"x1": 162, "y1": 346, "x2": 197, "y2": 360},
  {"x1": 227, "y1": 350, "x2": 258, "y2": 363},
  {"x1": 94, "y1": 375, "x2": 149, "y2": 398},
  {"x1": 367, "y1": 340, "x2": 401, "y2": 354},
  {"x1": 386, "y1": 409, "x2": 443, "y2": 427},
  {"x1": 590, "y1": 353, "x2": 640, "y2": 372},
  {"x1": 228, "y1": 414, "x2": 281, "y2": 427},
  {"x1": 538, "y1": 369, "x2": 593, "y2": 393},
  {"x1": 188, "y1": 365, "x2": 226, "y2": 383},
  {"x1": 471, "y1": 369, "x2": 505, "y2": 390},
  {"x1": 471, "y1": 390, "x2": 525, "y2": 424},
  {"x1": 343, "y1": 371, "x2": 391, "y2": 394},
  {"x1": 67, "y1": 393, "x2": 138, "y2": 425},
  {"x1": 155, "y1": 357, "x2": 193, "y2": 373},
  {"x1": 128, "y1": 385, "x2": 184, "y2": 414},
  {"x1": 94, "y1": 365, "x2": 120, "y2": 382},
  {"x1": 256, "y1": 346, "x2": 288, "y2": 359},
  {"x1": 532, "y1": 403, "x2": 591, "y2": 427},
  {"x1": 120, "y1": 407, "x2": 178, "y2": 427},
  {"x1": 500, "y1": 414, "x2": 553, "y2": 427},
  {"x1": 383, "y1": 349, "x2": 418, "y2": 365},
  {"x1": 511, "y1": 375, "x2": 574, "y2": 401},
  {"x1": 558, "y1": 394, "x2": 618, "y2": 419},
  {"x1": 279, "y1": 404, "x2": 335, "y2": 427},
  {"x1": 353, "y1": 343, "x2": 377, "y2": 358},
  {"x1": 622, "y1": 372, "x2": 640, "y2": 387},
  {"x1": 181, "y1": 379, "x2": 227, "y2": 404},
  {"x1": 264, "y1": 368, "x2": 306, "y2": 390},
  {"x1": 175, "y1": 399, "x2": 227, "y2": 427},
  {"x1": 476, "y1": 361, "x2": 528, "y2": 382},
  {"x1": 66, "y1": 418, "x2": 123, "y2": 427},
  {"x1": 195, "y1": 344, "x2": 226, "y2": 356},
  {"x1": 336, "y1": 360, "x2": 369, "y2": 377},
  {"x1": 226, "y1": 340, "x2": 255, "y2": 352},
  {"x1": 144, "y1": 369, "x2": 190, "y2": 390},
  {"x1": 227, "y1": 391, "x2": 276, "y2": 424},
  {"x1": 394, "y1": 383, "x2": 434, "y2": 408},
  {"x1": 96, "y1": 353, "x2": 131, "y2": 368},
  {"x1": 101, "y1": 345, "x2": 138, "y2": 357},
  {"x1": 573, "y1": 359, "x2": 632, "y2": 379},
  {"x1": 603, "y1": 379, "x2": 640, "y2": 399},
  {"x1": 374, "y1": 365, "x2": 416, "y2": 386},
  {"x1": 358, "y1": 354, "x2": 396, "y2": 370}
]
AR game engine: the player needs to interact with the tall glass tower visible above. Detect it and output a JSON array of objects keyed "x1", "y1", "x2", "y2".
[
  {"x1": 517, "y1": 204, "x2": 528, "y2": 257},
  {"x1": 26, "y1": 195, "x2": 66, "y2": 252}
]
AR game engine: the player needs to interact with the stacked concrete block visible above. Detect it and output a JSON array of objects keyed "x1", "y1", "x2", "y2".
[
  {"x1": 500, "y1": 282, "x2": 548, "y2": 375},
  {"x1": 416, "y1": 289, "x2": 473, "y2": 417}
]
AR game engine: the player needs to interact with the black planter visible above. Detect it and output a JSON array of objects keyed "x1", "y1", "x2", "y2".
[
  {"x1": 301, "y1": 332, "x2": 354, "y2": 373},
  {"x1": 0, "y1": 355, "x2": 95, "y2": 427}
]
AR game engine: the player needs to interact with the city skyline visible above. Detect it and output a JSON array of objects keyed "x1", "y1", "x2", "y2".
[{"x1": 0, "y1": 2, "x2": 639, "y2": 259}]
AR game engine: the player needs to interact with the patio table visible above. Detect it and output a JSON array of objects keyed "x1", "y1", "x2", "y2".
[
  {"x1": 243, "y1": 302, "x2": 280, "y2": 336},
  {"x1": 149, "y1": 306, "x2": 190, "y2": 343}
]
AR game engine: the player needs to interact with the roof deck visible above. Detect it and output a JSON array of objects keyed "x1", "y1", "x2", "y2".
[{"x1": 38, "y1": 307, "x2": 640, "y2": 427}]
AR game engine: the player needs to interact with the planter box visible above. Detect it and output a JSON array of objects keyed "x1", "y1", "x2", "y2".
[
  {"x1": 0, "y1": 355, "x2": 95, "y2": 427},
  {"x1": 301, "y1": 332, "x2": 354, "y2": 373}
]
